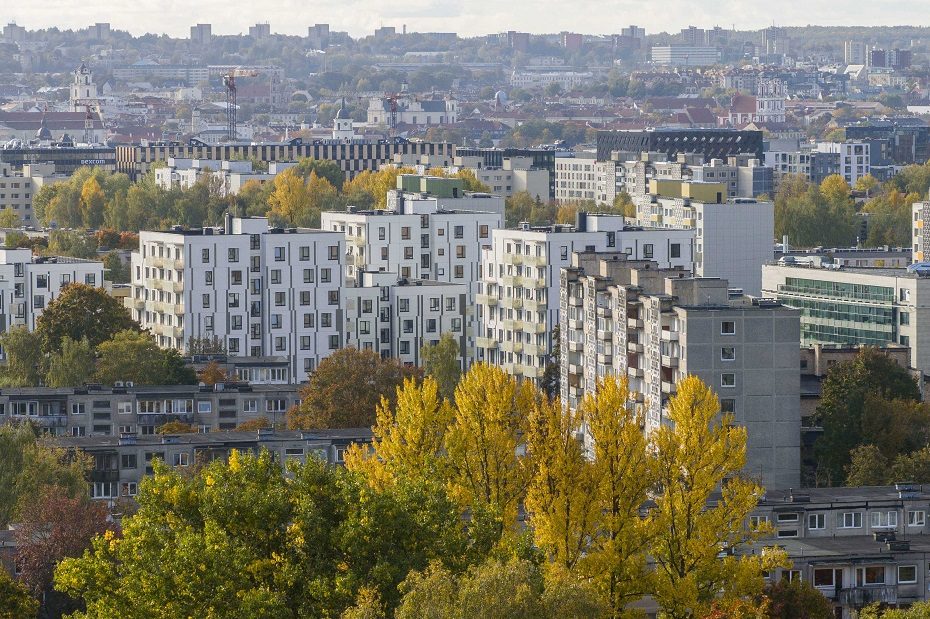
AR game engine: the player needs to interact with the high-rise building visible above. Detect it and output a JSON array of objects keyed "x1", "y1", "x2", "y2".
[
  {"x1": 561, "y1": 252, "x2": 801, "y2": 490},
  {"x1": 844, "y1": 41, "x2": 867, "y2": 65},
  {"x1": 127, "y1": 217, "x2": 345, "y2": 382},
  {"x1": 190, "y1": 23, "x2": 212, "y2": 45},
  {"x1": 596, "y1": 129, "x2": 764, "y2": 162},
  {"x1": 248, "y1": 23, "x2": 271, "y2": 39}
]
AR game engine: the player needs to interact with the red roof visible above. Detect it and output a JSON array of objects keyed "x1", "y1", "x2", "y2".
[{"x1": 729, "y1": 95, "x2": 757, "y2": 114}]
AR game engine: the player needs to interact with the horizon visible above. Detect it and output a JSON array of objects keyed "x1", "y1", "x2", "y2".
[{"x1": 4, "y1": 0, "x2": 930, "y2": 40}]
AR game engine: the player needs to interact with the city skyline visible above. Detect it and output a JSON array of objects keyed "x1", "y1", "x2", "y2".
[{"x1": 5, "y1": 0, "x2": 929, "y2": 39}]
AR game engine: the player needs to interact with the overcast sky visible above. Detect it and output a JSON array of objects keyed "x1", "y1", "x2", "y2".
[{"x1": 5, "y1": 0, "x2": 927, "y2": 38}]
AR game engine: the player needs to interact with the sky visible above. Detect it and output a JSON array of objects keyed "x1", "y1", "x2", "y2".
[{"x1": 5, "y1": 0, "x2": 927, "y2": 39}]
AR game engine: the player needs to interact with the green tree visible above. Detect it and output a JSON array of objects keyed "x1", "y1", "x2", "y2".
[
  {"x1": 860, "y1": 601, "x2": 930, "y2": 618},
  {"x1": 763, "y1": 579, "x2": 835, "y2": 619},
  {"x1": 648, "y1": 376, "x2": 788, "y2": 618},
  {"x1": 845, "y1": 444, "x2": 889, "y2": 486},
  {"x1": 0, "y1": 208, "x2": 20, "y2": 228},
  {"x1": 35, "y1": 283, "x2": 139, "y2": 355},
  {"x1": 294, "y1": 157, "x2": 346, "y2": 189},
  {"x1": 890, "y1": 446, "x2": 930, "y2": 483},
  {"x1": 814, "y1": 348, "x2": 920, "y2": 485},
  {"x1": 287, "y1": 347, "x2": 422, "y2": 429},
  {"x1": 95, "y1": 330, "x2": 196, "y2": 386},
  {"x1": 0, "y1": 424, "x2": 90, "y2": 528},
  {"x1": 420, "y1": 333, "x2": 461, "y2": 401},
  {"x1": 46, "y1": 336, "x2": 95, "y2": 388},
  {"x1": 0, "y1": 326, "x2": 44, "y2": 387},
  {"x1": 0, "y1": 568, "x2": 38, "y2": 619},
  {"x1": 103, "y1": 251, "x2": 129, "y2": 284}
]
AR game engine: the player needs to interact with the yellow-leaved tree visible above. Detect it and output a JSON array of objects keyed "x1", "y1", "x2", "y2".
[
  {"x1": 79, "y1": 176, "x2": 106, "y2": 229},
  {"x1": 525, "y1": 396, "x2": 601, "y2": 574},
  {"x1": 268, "y1": 167, "x2": 311, "y2": 226},
  {"x1": 444, "y1": 363, "x2": 536, "y2": 528},
  {"x1": 583, "y1": 375, "x2": 655, "y2": 617},
  {"x1": 345, "y1": 376, "x2": 452, "y2": 488},
  {"x1": 647, "y1": 375, "x2": 788, "y2": 619}
]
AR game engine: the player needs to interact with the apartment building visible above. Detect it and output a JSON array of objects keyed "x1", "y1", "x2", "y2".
[
  {"x1": 0, "y1": 163, "x2": 33, "y2": 223},
  {"x1": 620, "y1": 152, "x2": 773, "y2": 200},
  {"x1": 815, "y1": 141, "x2": 871, "y2": 185},
  {"x1": 560, "y1": 252, "x2": 800, "y2": 490},
  {"x1": 154, "y1": 158, "x2": 274, "y2": 195},
  {"x1": 761, "y1": 263, "x2": 930, "y2": 374},
  {"x1": 0, "y1": 248, "x2": 102, "y2": 337},
  {"x1": 913, "y1": 200, "x2": 930, "y2": 263},
  {"x1": 449, "y1": 155, "x2": 550, "y2": 200},
  {"x1": 0, "y1": 382, "x2": 302, "y2": 437},
  {"x1": 388, "y1": 174, "x2": 505, "y2": 216},
  {"x1": 54, "y1": 428, "x2": 372, "y2": 501},
  {"x1": 477, "y1": 215, "x2": 695, "y2": 383},
  {"x1": 127, "y1": 216, "x2": 344, "y2": 382},
  {"x1": 343, "y1": 271, "x2": 468, "y2": 367},
  {"x1": 554, "y1": 153, "x2": 596, "y2": 203},
  {"x1": 635, "y1": 180, "x2": 774, "y2": 295},
  {"x1": 754, "y1": 485, "x2": 930, "y2": 618},
  {"x1": 650, "y1": 46, "x2": 720, "y2": 67}
]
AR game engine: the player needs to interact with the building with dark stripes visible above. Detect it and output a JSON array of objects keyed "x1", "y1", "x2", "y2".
[{"x1": 596, "y1": 128, "x2": 764, "y2": 162}]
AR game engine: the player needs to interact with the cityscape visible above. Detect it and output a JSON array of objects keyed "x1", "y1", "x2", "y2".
[{"x1": 3, "y1": 10, "x2": 930, "y2": 619}]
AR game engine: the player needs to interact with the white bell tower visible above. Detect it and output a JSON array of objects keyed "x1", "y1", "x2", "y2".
[{"x1": 70, "y1": 63, "x2": 98, "y2": 111}]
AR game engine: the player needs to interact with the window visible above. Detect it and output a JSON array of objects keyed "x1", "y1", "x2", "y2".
[
  {"x1": 399, "y1": 299, "x2": 409, "y2": 312},
  {"x1": 120, "y1": 454, "x2": 137, "y2": 469},
  {"x1": 231, "y1": 271, "x2": 242, "y2": 285},
  {"x1": 871, "y1": 511, "x2": 898, "y2": 529},
  {"x1": 454, "y1": 265, "x2": 464, "y2": 279},
  {"x1": 321, "y1": 313, "x2": 332, "y2": 328},
  {"x1": 173, "y1": 452, "x2": 190, "y2": 467},
  {"x1": 303, "y1": 269, "x2": 315, "y2": 283},
  {"x1": 721, "y1": 373, "x2": 735, "y2": 388},
  {"x1": 197, "y1": 401, "x2": 212, "y2": 414},
  {"x1": 899, "y1": 565, "x2": 918, "y2": 584},
  {"x1": 454, "y1": 225, "x2": 464, "y2": 239},
  {"x1": 720, "y1": 399, "x2": 735, "y2": 413},
  {"x1": 749, "y1": 515, "x2": 769, "y2": 530},
  {"x1": 118, "y1": 402, "x2": 133, "y2": 415},
  {"x1": 304, "y1": 314, "x2": 315, "y2": 328},
  {"x1": 202, "y1": 294, "x2": 210, "y2": 309},
  {"x1": 70, "y1": 403, "x2": 86, "y2": 416},
  {"x1": 856, "y1": 566, "x2": 885, "y2": 586},
  {"x1": 721, "y1": 321, "x2": 735, "y2": 335},
  {"x1": 404, "y1": 247, "x2": 414, "y2": 260},
  {"x1": 721, "y1": 347, "x2": 735, "y2": 361},
  {"x1": 840, "y1": 512, "x2": 862, "y2": 528},
  {"x1": 643, "y1": 243, "x2": 654, "y2": 259},
  {"x1": 328, "y1": 335, "x2": 339, "y2": 349},
  {"x1": 328, "y1": 290, "x2": 339, "y2": 306},
  {"x1": 401, "y1": 227, "x2": 411, "y2": 240},
  {"x1": 670, "y1": 243, "x2": 681, "y2": 258},
  {"x1": 274, "y1": 247, "x2": 285, "y2": 261},
  {"x1": 328, "y1": 245, "x2": 338, "y2": 260},
  {"x1": 228, "y1": 248, "x2": 239, "y2": 262},
  {"x1": 776, "y1": 513, "x2": 798, "y2": 524},
  {"x1": 479, "y1": 225, "x2": 489, "y2": 238},
  {"x1": 776, "y1": 529, "x2": 798, "y2": 538},
  {"x1": 270, "y1": 269, "x2": 281, "y2": 284},
  {"x1": 202, "y1": 248, "x2": 210, "y2": 263},
  {"x1": 813, "y1": 569, "x2": 834, "y2": 587},
  {"x1": 275, "y1": 292, "x2": 285, "y2": 306},
  {"x1": 456, "y1": 245, "x2": 465, "y2": 258},
  {"x1": 321, "y1": 268, "x2": 331, "y2": 283},
  {"x1": 901, "y1": 311, "x2": 910, "y2": 325},
  {"x1": 808, "y1": 513, "x2": 825, "y2": 530},
  {"x1": 300, "y1": 246, "x2": 310, "y2": 261},
  {"x1": 908, "y1": 510, "x2": 926, "y2": 527}
]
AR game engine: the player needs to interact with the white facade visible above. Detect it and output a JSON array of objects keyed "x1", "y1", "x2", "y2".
[
  {"x1": 815, "y1": 142, "x2": 871, "y2": 185},
  {"x1": 477, "y1": 217, "x2": 695, "y2": 383},
  {"x1": 70, "y1": 64, "x2": 99, "y2": 112},
  {"x1": 344, "y1": 271, "x2": 469, "y2": 366},
  {"x1": 650, "y1": 46, "x2": 720, "y2": 67},
  {"x1": 554, "y1": 155, "x2": 596, "y2": 203},
  {"x1": 0, "y1": 248, "x2": 103, "y2": 336},
  {"x1": 451, "y1": 155, "x2": 550, "y2": 200},
  {"x1": 0, "y1": 163, "x2": 33, "y2": 224},
  {"x1": 509, "y1": 71, "x2": 595, "y2": 90},
  {"x1": 127, "y1": 217, "x2": 345, "y2": 381},
  {"x1": 367, "y1": 95, "x2": 458, "y2": 127},
  {"x1": 914, "y1": 201, "x2": 930, "y2": 263}
]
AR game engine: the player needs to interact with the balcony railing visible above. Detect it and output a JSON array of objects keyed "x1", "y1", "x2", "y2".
[{"x1": 839, "y1": 586, "x2": 897, "y2": 608}]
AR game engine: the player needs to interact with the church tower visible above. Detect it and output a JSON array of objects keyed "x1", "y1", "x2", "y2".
[
  {"x1": 70, "y1": 63, "x2": 98, "y2": 111},
  {"x1": 332, "y1": 98, "x2": 355, "y2": 141}
]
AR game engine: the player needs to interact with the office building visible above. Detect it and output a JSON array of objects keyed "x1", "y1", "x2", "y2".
[
  {"x1": 845, "y1": 118, "x2": 930, "y2": 168},
  {"x1": 190, "y1": 23, "x2": 212, "y2": 45},
  {"x1": 344, "y1": 271, "x2": 468, "y2": 366},
  {"x1": 814, "y1": 142, "x2": 871, "y2": 186},
  {"x1": 453, "y1": 147, "x2": 556, "y2": 199},
  {"x1": 596, "y1": 129, "x2": 764, "y2": 163},
  {"x1": 560, "y1": 252, "x2": 801, "y2": 489},
  {"x1": 845, "y1": 41, "x2": 867, "y2": 65},
  {"x1": 249, "y1": 23, "x2": 271, "y2": 39},
  {"x1": 307, "y1": 24, "x2": 330, "y2": 49},
  {"x1": 127, "y1": 217, "x2": 344, "y2": 382},
  {"x1": 447, "y1": 155, "x2": 549, "y2": 201},
  {"x1": 761, "y1": 262, "x2": 930, "y2": 374},
  {"x1": 650, "y1": 46, "x2": 720, "y2": 67},
  {"x1": 477, "y1": 215, "x2": 695, "y2": 383}
]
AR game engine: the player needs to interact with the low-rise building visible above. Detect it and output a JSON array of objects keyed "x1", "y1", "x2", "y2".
[
  {"x1": 560, "y1": 251, "x2": 800, "y2": 490},
  {"x1": 54, "y1": 428, "x2": 372, "y2": 501}
]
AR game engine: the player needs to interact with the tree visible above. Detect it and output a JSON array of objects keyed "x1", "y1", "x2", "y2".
[
  {"x1": 15, "y1": 486, "x2": 112, "y2": 617},
  {"x1": 95, "y1": 330, "x2": 196, "y2": 386},
  {"x1": 287, "y1": 347, "x2": 421, "y2": 429},
  {"x1": 346, "y1": 377, "x2": 452, "y2": 487},
  {"x1": 582, "y1": 376, "x2": 656, "y2": 615},
  {"x1": 0, "y1": 569, "x2": 38, "y2": 619},
  {"x1": 814, "y1": 348, "x2": 920, "y2": 485},
  {"x1": 267, "y1": 167, "x2": 312, "y2": 226},
  {"x1": 541, "y1": 323, "x2": 560, "y2": 400},
  {"x1": 648, "y1": 376, "x2": 788, "y2": 618},
  {"x1": 35, "y1": 283, "x2": 139, "y2": 355},
  {"x1": 295, "y1": 157, "x2": 346, "y2": 189},
  {"x1": 845, "y1": 444, "x2": 889, "y2": 486},
  {"x1": 0, "y1": 208, "x2": 20, "y2": 228},
  {"x1": 155, "y1": 421, "x2": 198, "y2": 434},
  {"x1": 80, "y1": 176, "x2": 106, "y2": 229},
  {"x1": 0, "y1": 327, "x2": 44, "y2": 387},
  {"x1": 859, "y1": 601, "x2": 930, "y2": 618},
  {"x1": 103, "y1": 251, "x2": 129, "y2": 284},
  {"x1": 0, "y1": 424, "x2": 90, "y2": 528},
  {"x1": 235, "y1": 417, "x2": 272, "y2": 431},
  {"x1": 613, "y1": 192, "x2": 635, "y2": 218},
  {"x1": 525, "y1": 397, "x2": 600, "y2": 573},
  {"x1": 197, "y1": 361, "x2": 227, "y2": 386},
  {"x1": 46, "y1": 336, "x2": 95, "y2": 388},
  {"x1": 444, "y1": 363, "x2": 535, "y2": 528},
  {"x1": 420, "y1": 333, "x2": 461, "y2": 401},
  {"x1": 854, "y1": 174, "x2": 880, "y2": 198},
  {"x1": 764, "y1": 578, "x2": 834, "y2": 619},
  {"x1": 890, "y1": 446, "x2": 930, "y2": 483}
]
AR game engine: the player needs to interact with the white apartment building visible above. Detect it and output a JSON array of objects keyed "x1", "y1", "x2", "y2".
[
  {"x1": 0, "y1": 163, "x2": 33, "y2": 224},
  {"x1": 0, "y1": 248, "x2": 103, "y2": 337},
  {"x1": 509, "y1": 70, "x2": 595, "y2": 90},
  {"x1": 913, "y1": 201, "x2": 930, "y2": 263},
  {"x1": 561, "y1": 252, "x2": 801, "y2": 490},
  {"x1": 815, "y1": 142, "x2": 871, "y2": 185},
  {"x1": 618, "y1": 152, "x2": 773, "y2": 200},
  {"x1": 322, "y1": 202, "x2": 501, "y2": 357},
  {"x1": 650, "y1": 45, "x2": 720, "y2": 67},
  {"x1": 154, "y1": 158, "x2": 274, "y2": 195},
  {"x1": 127, "y1": 216, "x2": 344, "y2": 382},
  {"x1": 555, "y1": 154, "x2": 596, "y2": 203},
  {"x1": 477, "y1": 215, "x2": 695, "y2": 383},
  {"x1": 344, "y1": 271, "x2": 468, "y2": 366}
]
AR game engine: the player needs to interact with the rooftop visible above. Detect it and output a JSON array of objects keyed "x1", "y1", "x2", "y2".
[{"x1": 53, "y1": 428, "x2": 374, "y2": 449}]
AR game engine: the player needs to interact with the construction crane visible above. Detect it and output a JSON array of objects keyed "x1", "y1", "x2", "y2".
[
  {"x1": 383, "y1": 93, "x2": 399, "y2": 137},
  {"x1": 223, "y1": 68, "x2": 259, "y2": 142}
]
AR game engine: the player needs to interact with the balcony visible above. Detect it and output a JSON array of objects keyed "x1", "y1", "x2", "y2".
[
  {"x1": 173, "y1": 281, "x2": 184, "y2": 293},
  {"x1": 661, "y1": 329, "x2": 679, "y2": 341},
  {"x1": 174, "y1": 304, "x2": 185, "y2": 314},
  {"x1": 568, "y1": 363, "x2": 582, "y2": 375},
  {"x1": 352, "y1": 236, "x2": 365, "y2": 247},
  {"x1": 661, "y1": 354, "x2": 679, "y2": 368},
  {"x1": 627, "y1": 318, "x2": 644, "y2": 329},
  {"x1": 511, "y1": 298, "x2": 523, "y2": 309},
  {"x1": 596, "y1": 329, "x2": 612, "y2": 340},
  {"x1": 132, "y1": 298, "x2": 145, "y2": 310},
  {"x1": 627, "y1": 367, "x2": 644, "y2": 378},
  {"x1": 476, "y1": 337, "x2": 499, "y2": 349},
  {"x1": 33, "y1": 415, "x2": 67, "y2": 428},
  {"x1": 174, "y1": 259, "x2": 185, "y2": 270},
  {"x1": 568, "y1": 340, "x2": 584, "y2": 353},
  {"x1": 839, "y1": 586, "x2": 897, "y2": 608},
  {"x1": 523, "y1": 297, "x2": 547, "y2": 311},
  {"x1": 150, "y1": 257, "x2": 166, "y2": 268},
  {"x1": 522, "y1": 254, "x2": 547, "y2": 267},
  {"x1": 567, "y1": 318, "x2": 583, "y2": 330},
  {"x1": 476, "y1": 294, "x2": 499, "y2": 306},
  {"x1": 596, "y1": 305, "x2": 611, "y2": 316},
  {"x1": 568, "y1": 296, "x2": 583, "y2": 307},
  {"x1": 521, "y1": 366, "x2": 543, "y2": 379},
  {"x1": 596, "y1": 352, "x2": 613, "y2": 364},
  {"x1": 661, "y1": 380, "x2": 676, "y2": 393},
  {"x1": 627, "y1": 341, "x2": 644, "y2": 353}
]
